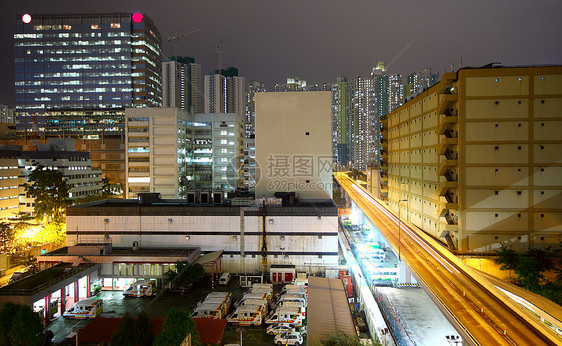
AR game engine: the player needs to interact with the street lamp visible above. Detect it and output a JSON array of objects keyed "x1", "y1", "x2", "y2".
[{"x1": 398, "y1": 199, "x2": 408, "y2": 262}]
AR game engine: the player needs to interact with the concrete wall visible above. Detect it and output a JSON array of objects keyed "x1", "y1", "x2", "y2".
[
  {"x1": 66, "y1": 210, "x2": 338, "y2": 275},
  {"x1": 255, "y1": 92, "x2": 333, "y2": 200}
]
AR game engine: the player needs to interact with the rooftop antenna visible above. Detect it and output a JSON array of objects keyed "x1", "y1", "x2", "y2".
[{"x1": 216, "y1": 39, "x2": 223, "y2": 71}]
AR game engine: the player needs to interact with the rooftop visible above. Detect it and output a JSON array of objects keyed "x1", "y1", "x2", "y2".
[{"x1": 67, "y1": 198, "x2": 338, "y2": 217}]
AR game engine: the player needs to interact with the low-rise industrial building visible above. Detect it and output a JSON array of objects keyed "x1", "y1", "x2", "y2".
[{"x1": 62, "y1": 193, "x2": 338, "y2": 276}]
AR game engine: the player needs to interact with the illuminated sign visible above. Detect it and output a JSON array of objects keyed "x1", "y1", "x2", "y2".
[
  {"x1": 132, "y1": 13, "x2": 143, "y2": 23},
  {"x1": 22, "y1": 14, "x2": 32, "y2": 24}
]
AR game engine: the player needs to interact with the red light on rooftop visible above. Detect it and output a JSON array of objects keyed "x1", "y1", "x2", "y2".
[
  {"x1": 132, "y1": 12, "x2": 143, "y2": 23},
  {"x1": 22, "y1": 14, "x2": 32, "y2": 24}
]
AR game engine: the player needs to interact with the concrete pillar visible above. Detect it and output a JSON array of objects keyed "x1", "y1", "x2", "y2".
[
  {"x1": 74, "y1": 281, "x2": 79, "y2": 303},
  {"x1": 398, "y1": 261, "x2": 412, "y2": 284},
  {"x1": 60, "y1": 288, "x2": 66, "y2": 314},
  {"x1": 86, "y1": 274, "x2": 91, "y2": 298}
]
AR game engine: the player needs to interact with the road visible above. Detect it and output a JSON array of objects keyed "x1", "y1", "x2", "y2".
[{"x1": 335, "y1": 173, "x2": 560, "y2": 346}]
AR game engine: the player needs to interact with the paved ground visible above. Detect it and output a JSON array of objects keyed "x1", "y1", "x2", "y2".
[
  {"x1": 47, "y1": 280, "x2": 285, "y2": 345},
  {"x1": 377, "y1": 286, "x2": 458, "y2": 346}
]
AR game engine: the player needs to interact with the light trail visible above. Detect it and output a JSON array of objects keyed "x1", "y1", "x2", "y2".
[{"x1": 352, "y1": 184, "x2": 459, "y2": 274}]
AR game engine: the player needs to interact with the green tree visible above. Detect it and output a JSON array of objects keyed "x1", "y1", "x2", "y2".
[
  {"x1": 0, "y1": 222, "x2": 16, "y2": 253},
  {"x1": 111, "y1": 312, "x2": 136, "y2": 346},
  {"x1": 154, "y1": 307, "x2": 199, "y2": 346},
  {"x1": 135, "y1": 310, "x2": 154, "y2": 346},
  {"x1": 0, "y1": 303, "x2": 45, "y2": 346},
  {"x1": 164, "y1": 262, "x2": 205, "y2": 289},
  {"x1": 495, "y1": 245, "x2": 519, "y2": 283},
  {"x1": 23, "y1": 165, "x2": 70, "y2": 223},
  {"x1": 102, "y1": 176, "x2": 111, "y2": 194}
]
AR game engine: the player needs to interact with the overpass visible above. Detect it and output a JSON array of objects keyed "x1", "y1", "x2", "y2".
[{"x1": 335, "y1": 172, "x2": 560, "y2": 346}]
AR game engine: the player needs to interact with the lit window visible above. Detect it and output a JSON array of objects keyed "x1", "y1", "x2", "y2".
[
  {"x1": 110, "y1": 23, "x2": 121, "y2": 29},
  {"x1": 91, "y1": 24, "x2": 100, "y2": 30}
]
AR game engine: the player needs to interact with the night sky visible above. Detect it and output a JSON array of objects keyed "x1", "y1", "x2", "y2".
[{"x1": 1, "y1": 0, "x2": 561, "y2": 106}]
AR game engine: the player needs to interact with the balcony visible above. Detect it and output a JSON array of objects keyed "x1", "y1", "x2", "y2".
[
  {"x1": 438, "y1": 136, "x2": 457, "y2": 155},
  {"x1": 437, "y1": 111, "x2": 458, "y2": 135},
  {"x1": 379, "y1": 137, "x2": 388, "y2": 149},
  {"x1": 438, "y1": 181, "x2": 458, "y2": 196},
  {"x1": 437, "y1": 94, "x2": 458, "y2": 115},
  {"x1": 438, "y1": 157, "x2": 458, "y2": 176}
]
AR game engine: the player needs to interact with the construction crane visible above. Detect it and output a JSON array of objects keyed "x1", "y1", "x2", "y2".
[
  {"x1": 163, "y1": 29, "x2": 201, "y2": 61},
  {"x1": 167, "y1": 29, "x2": 201, "y2": 43},
  {"x1": 215, "y1": 39, "x2": 223, "y2": 71}
]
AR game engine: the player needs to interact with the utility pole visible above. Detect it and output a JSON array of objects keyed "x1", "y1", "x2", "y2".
[{"x1": 398, "y1": 199, "x2": 408, "y2": 262}]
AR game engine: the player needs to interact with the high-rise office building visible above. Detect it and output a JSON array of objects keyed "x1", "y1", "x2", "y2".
[
  {"x1": 379, "y1": 65, "x2": 562, "y2": 253},
  {"x1": 162, "y1": 56, "x2": 202, "y2": 112},
  {"x1": 14, "y1": 12, "x2": 163, "y2": 135},
  {"x1": 204, "y1": 67, "x2": 246, "y2": 118}
]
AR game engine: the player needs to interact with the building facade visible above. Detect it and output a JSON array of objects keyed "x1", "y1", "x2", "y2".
[
  {"x1": 0, "y1": 148, "x2": 24, "y2": 219},
  {"x1": 255, "y1": 92, "x2": 333, "y2": 200},
  {"x1": 125, "y1": 108, "x2": 244, "y2": 199},
  {"x1": 19, "y1": 139, "x2": 102, "y2": 216},
  {"x1": 64, "y1": 197, "x2": 339, "y2": 275},
  {"x1": 0, "y1": 105, "x2": 15, "y2": 123},
  {"x1": 379, "y1": 65, "x2": 562, "y2": 253},
  {"x1": 14, "y1": 12, "x2": 163, "y2": 134},
  {"x1": 204, "y1": 67, "x2": 246, "y2": 119},
  {"x1": 162, "y1": 57, "x2": 202, "y2": 113}
]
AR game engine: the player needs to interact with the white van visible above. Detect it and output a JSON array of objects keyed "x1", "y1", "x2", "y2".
[
  {"x1": 239, "y1": 298, "x2": 268, "y2": 316},
  {"x1": 292, "y1": 278, "x2": 308, "y2": 286},
  {"x1": 249, "y1": 286, "x2": 273, "y2": 295},
  {"x1": 123, "y1": 280, "x2": 154, "y2": 297},
  {"x1": 252, "y1": 283, "x2": 273, "y2": 290},
  {"x1": 243, "y1": 290, "x2": 272, "y2": 302},
  {"x1": 227, "y1": 305, "x2": 263, "y2": 326},
  {"x1": 219, "y1": 273, "x2": 231, "y2": 285},
  {"x1": 206, "y1": 291, "x2": 232, "y2": 299},
  {"x1": 265, "y1": 306, "x2": 305, "y2": 326},
  {"x1": 190, "y1": 302, "x2": 226, "y2": 319},
  {"x1": 63, "y1": 299, "x2": 103, "y2": 320},
  {"x1": 278, "y1": 292, "x2": 307, "y2": 303}
]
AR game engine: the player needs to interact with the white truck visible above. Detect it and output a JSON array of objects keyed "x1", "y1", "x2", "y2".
[
  {"x1": 265, "y1": 306, "x2": 305, "y2": 326},
  {"x1": 227, "y1": 305, "x2": 264, "y2": 326}
]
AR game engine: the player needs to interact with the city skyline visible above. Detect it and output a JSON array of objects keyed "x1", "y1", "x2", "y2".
[{"x1": 1, "y1": 0, "x2": 561, "y2": 106}]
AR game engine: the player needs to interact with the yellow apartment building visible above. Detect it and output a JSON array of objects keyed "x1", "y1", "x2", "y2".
[{"x1": 379, "y1": 65, "x2": 562, "y2": 253}]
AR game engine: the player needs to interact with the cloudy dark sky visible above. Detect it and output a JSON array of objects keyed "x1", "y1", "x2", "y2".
[{"x1": 1, "y1": 0, "x2": 561, "y2": 106}]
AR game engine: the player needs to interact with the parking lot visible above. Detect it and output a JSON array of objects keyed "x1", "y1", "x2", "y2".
[{"x1": 47, "y1": 278, "x2": 304, "y2": 345}]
